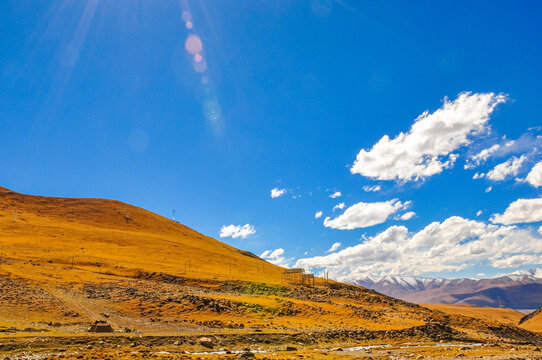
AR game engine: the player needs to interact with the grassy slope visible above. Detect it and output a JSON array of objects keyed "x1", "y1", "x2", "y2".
[
  {"x1": 520, "y1": 308, "x2": 542, "y2": 333},
  {"x1": 0, "y1": 186, "x2": 540, "y2": 346},
  {"x1": 0, "y1": 186, "x2": 425, "y2": 333},
  {"x1": 0, "y1": 186, "x2": 285, "y2": 284},
  {"x1": 423, "y1": 304, "x2": 524, "y2": 325}
]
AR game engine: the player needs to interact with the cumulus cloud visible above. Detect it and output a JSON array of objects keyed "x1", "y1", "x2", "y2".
[
  {"x1": 329, "y1": 191, "x2": 342, "y2": 198},
  {"x1": 350, "y1": 92, "x2": 506, "y2": 181},
  {"x1": 363, "y1": 185, "x2": 381, "y2": 192},
  {"x1": 492, "y1": 254, "x2": 542, "y2": 268},
  {"x1": 490, "y1": 198, "x2": 542, "y2": 225},
  {"x1": 327, "y1": 242, "x2": 341, "y2": 252},
  {"x1": 484, "y1": 155, "x2": 526, "y2": 181},
  {"x1": 323, "y1": 199, "x2": 410, "y2": 230},
  {"x1": 271, "y1": 188, "x2": 286, "y2": 198},
  {"x1": 260, "y1": 248, "x2": 292, "y2": 267},
  {"x1": 296, "y1": 216, "x2": 542, "y2": 281},
  {"x1": 315, "y1": 211, "x2": 323, "y2": 219},
  {"x1": 399, "y1": 211, "x2": 416, "y2": 221},
  {"x1": 332, "y1": 202, "x2": 345, "y2": 211},
  {"x1": 476, "y1": 210, "x2": 483, "y2": 216},
  {"x1": 526, "y1": 161, "x2": 542, "y2": 188},
  {"x1": 485, "y1": 186, "x2": 492, "y2": 193},
  {"x1": 219, "y1": 224, "x2": 256, "y2": 239}
]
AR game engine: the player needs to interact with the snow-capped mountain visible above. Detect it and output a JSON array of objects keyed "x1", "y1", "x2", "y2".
[
  {"x1": 497, "y1": 268, "x2": 542, "y2": 281},
  {"x1": 351, "y1": 269, "x2": 542, "y2": 309}
]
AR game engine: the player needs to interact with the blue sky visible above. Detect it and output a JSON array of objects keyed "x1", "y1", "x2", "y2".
[{"x1": 1, "y1": 1, "x2": 541, "y2": 280}]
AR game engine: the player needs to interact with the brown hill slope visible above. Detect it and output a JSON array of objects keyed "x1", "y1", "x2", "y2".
[
  {"x1": 520, "y1": 307, "x2": 542, "y2": 332},
  {"x1": 0, "y1": 186, "x2": 284, "y2": 283},
  {"x1": 423, "y1": 304, "x2": 524, "y2": 325},
  {"x1": 0, "y1": 185, "x2": 541, "y2": 354}
]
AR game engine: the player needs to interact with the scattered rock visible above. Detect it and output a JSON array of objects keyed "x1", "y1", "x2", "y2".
[
  {"x1": 198, "y1": 337, "x2": 214, "y2": 349},
  {"x1": 237, "y1": 351, "x2": 255, "y2": 358},
  {"x1": 286, "y1": 346, "x2": 298, "y2": 351}
]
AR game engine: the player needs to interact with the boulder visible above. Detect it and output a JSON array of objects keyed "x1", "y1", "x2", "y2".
[
  {"x1": 198, "y1": 337, "x2": 214, "y2": 349},
  {"x1": 237, "y1": 352, "x2": 255, "y2": 358}
]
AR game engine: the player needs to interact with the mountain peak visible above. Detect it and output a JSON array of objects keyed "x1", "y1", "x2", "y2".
[{"x1": 351, "y1": 269, "x2": 542, "y2": 309}]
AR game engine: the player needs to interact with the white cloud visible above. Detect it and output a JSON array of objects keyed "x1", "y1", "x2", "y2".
[
  {"x1": 329, "y1": 191, "x2": 342, "y2": 198},
  {"x1": 260, "y1": 248, "x2": 292, "y2": 267},
  {"x1": 271, "y1": 188, "x2": 286, "y2": 198},
  {"x1": 473, "y1": 172, "x2": 484, "y2": 179},
  {"x1": 350, "y1": 92, "x2": 506, "y2": 182},
  {"x1": 363, "y1": 185, "x2": 381, "y2": 192},
  {"x1": 526, "y1": 161, "x2": 542, "y2": 188},
  {"x1": 332, "y1": 202, "x2": 345, "y2": 211},
  {"x1": 296, "y1": 216, "x2": 542, "y2": 280},
  {"x1": 327, "y1": 242, "x2": 341, "y2": 252},
  {"x1": 476, "y1": 210, "x2": 483, "y2": 216},
  {"x1": 323, "y1": 199, "x2": 410, "y2": 230},
  {"x1": 219, "y1": 224, "x2": 256, "y2": 239},
  {"x1": 466, "y1": 130, "x2": 542, "y2": 170},
  {"x1": 315, "y1": 211, "x2": 323, "y2": 219},
  {"x1": 465, "y1": 144, "x2": 502, "y2": 169},
  {"x1": 399, "y1": 211, "x2": 416, "y2": 221},
  {"x1": 485, "y1": 155, "x2": 526, "y2": 181},
  {"x1": 539, "y1": 225, "x2": 542, "y2": 236},
  {"x1": 485, "y1": 186, "x2": 492, "y2": 193},
  {"x1": 490, "y1": 198, "x2": 542, "y2": 225},
  {"x1": 492, "y1": 254, "x2": 542, "y2": 269}
]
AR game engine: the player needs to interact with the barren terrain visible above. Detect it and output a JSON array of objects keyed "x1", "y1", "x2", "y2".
[{"x1": 1, "y1": 186, "x2": 542, "y2": 359}]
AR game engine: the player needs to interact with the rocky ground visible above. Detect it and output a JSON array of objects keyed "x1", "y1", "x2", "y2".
[
  {"x1": 1, "y1": 334, "x2": 542, "y2": 359},
  {"x1": 2, "y1": 271, "x2": 542, "y2": 359}
]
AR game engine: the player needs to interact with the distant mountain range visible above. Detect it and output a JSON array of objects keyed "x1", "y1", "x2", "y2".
[{"x1": 351, "y1": 269, "x2": 542, "y2": 309}]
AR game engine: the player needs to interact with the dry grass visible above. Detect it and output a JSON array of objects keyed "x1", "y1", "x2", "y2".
[
  {"x1": 520, "y1": 312, "x2": 542, "y2": 333},
  {"x1": 0, "y1": 186, "x2": 429, "y2": 335},
  {"x1": 1, "y1": 186, "x2": 542, "y2": 359},
  {"x1": 423, "y1": 303, "x2": 524, "y2": 325},
  {"x1": 0, "y1": 186, "x2": 288, "y2": 284}
]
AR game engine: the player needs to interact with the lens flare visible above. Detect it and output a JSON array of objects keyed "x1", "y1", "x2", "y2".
[
  {"x1": 203, "y1": 100, "x2": 221, "y2": 123},
  {"x1": 193, "y1": 59, "x2": 207, "y2": 73},
  {"x1": 181, "y1": 11, "x2": 192, "y2": 23},
  {"x1": 185, "y1": 34, "x2": 202, "y2": 55}
]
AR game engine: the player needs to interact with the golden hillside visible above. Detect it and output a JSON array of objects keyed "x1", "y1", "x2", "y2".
[
  {"x1": 1, "y1": 186, "x2": 542, "y2": 360},
  {"x1": 0, "y1": 186, "x2": 284, "y2": 283},
  {"x1": 422, "y1": 303, "x2": 525, "y2": 326},
  {"x1": 520, "y1": 307, "x2": 542, "y2": 333}
]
